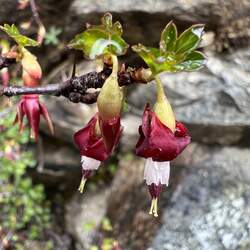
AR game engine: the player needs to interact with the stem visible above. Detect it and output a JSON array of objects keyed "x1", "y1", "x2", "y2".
[
  {"x1": 1, "y1": 84, "x2": 61, "y2": 97},
  {"x1": 111, "y1": 55, "x2": 118, "y2": 76},
  {"x1": 30, "y1": 0, "x2": 43, "y2": 27},
  {"x1": 155, "y1": 75, "x2": 166, "y2": 102}
]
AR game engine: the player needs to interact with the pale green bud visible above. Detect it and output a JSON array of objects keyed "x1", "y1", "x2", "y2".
[
  {"x1": 97, "y1": 55, "x2": 123, "y2": 120},
  {"x1": 154, "y1": 76, "x2": 176, "y2": 132}
]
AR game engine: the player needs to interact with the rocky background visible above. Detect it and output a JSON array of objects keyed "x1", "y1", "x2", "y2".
[{"x1": 1, "y1": 0, "x2": 250, "y2": 249}]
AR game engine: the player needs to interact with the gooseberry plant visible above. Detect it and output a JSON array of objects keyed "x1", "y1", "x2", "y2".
[{"x1": 0, "y1": 13, "x2": 206, "y2": 217}]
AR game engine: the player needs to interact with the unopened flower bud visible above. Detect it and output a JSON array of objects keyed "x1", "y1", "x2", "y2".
[
  {"x1": 20, "y1": 47, "x2": 42, "y2": 87},
  {"x1": 154, "y1": 75, "x2": 175, "y2": 132},
  {"x1": 97, "y1": 55, "x2": 123, "y2": 120}
]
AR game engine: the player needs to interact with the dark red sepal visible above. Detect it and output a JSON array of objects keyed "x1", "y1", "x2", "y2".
[
  {"x1": 99, "y1": 116, "x2": 122, "y2": 154},
  {"x1": 74, "y1": 114, "x2": 109, "y2": 161},
  {"x1": 148, "y1": 183, "x2": 162, "y2": 199},
  {"x1": 14, "y1": 94, "x2": 53, "y2": 140}
]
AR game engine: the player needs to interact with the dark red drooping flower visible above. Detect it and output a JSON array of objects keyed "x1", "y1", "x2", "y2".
[
  {"x1": 74, "y1": 113, "x2": 121, "y2": 192},
  {"x1": 136, "y1": 104, "x2": 191, "y2": 162},
  {"x1": 74, "y1": 55, "x2": 123, "y2": 193},
  {"x1": 74, "y1": 113, "x2": 109, "y2": 162},
  {"x1": 135, "y1": 104, "x2": 191, "y2": 217},
  {"x1": 14, "y1": 95, "x2": 54, "y2": 140}
]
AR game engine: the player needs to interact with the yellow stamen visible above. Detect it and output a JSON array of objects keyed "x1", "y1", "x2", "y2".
[
  {"x1": 149, "y1": 198, "x2": 155, "y2": 215},
  {"x1": 30, "y1": 130, "x2": 35, "y2": 139},
  {"x1": 153, "y1": 198, "x2": 159, "y2": 217},
  {"x1": 78, "y1": 177, "x2": 87, "y2": 193}
]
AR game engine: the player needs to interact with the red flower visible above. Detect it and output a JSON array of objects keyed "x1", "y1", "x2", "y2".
[
  {"x1": 136, "y1": 104, "x2": 191, "y2": 161},
  {"x1": 14, "y1": 95, "x2": 54, "y2": 140},
  {"x1": 74, "y1": 113, "x2": 122, "y2": 192},
  {"x1": 135, "y1": 104, "x2": 191, "y2": 217},
  {"x1": 74, "y1": 113, "x2": 109, "y2": 162}
]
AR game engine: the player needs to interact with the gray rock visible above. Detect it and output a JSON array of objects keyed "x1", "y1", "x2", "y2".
[
  {"x1": 65, "y1": 188, "x2": 109, "y2": 250},
  {"x1": 148, "y1": 143, "x2": 250, "y2": 250}
]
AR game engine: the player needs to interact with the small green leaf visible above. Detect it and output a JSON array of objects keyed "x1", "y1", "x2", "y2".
[
  {"x1": 174, "y1": 51, "x2": 206, "y2": 71},
  {"x1": 44, "y1": 26, "x2": 62, "y2": 46},
  {"x1": 102, "y1": 12, "x2": 112, "y2": 29},
  {"x1": 68, "y1": 13, "x2": 129, "y2": 59},
  {"x1": 174, "y1": 24, "x2": 204, "y2": 54},
  {"x1": 0, "y1": 24, "x2": 39, "y2": 47},
  {"x1": 132, "y1": 44, "x2": 177, "y2": 75},
  {"x1": 133, "y1": 22, "x2": 205, "y2": 76},
  {"x1": 160, "y1": 21, "x2": 177, "y2": 52}
]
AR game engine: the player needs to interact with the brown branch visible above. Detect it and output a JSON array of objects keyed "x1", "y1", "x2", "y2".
[
  {"x1": 0, "y1": 55, "x2": 16, "y2": 70},
  {"x1": 0, "y1": 65, "x2": 148, "y2": 104},
  {"x1": 30, "y1": 0, "x2": 42, "y2": 26}
]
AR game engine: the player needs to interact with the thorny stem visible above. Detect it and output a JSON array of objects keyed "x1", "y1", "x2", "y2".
[{"x1": 0, "y1": 61, "x2": 148, "y2": 104}]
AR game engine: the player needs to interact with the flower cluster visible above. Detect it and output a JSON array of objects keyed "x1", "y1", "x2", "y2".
[{"x1": 73, "y1": 57, "x2": 191, "y2": 217}]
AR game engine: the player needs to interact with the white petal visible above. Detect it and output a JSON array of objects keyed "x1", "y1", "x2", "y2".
[
  {"x1": 81, "y1": 156, "x2": 101, "y2": 170},
  {"x1": 144, "y1": 158, "x2": 170, "y2": 186}
]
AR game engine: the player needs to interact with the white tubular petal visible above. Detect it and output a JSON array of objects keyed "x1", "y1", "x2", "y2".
[
  {"x1": 81, "y1": 156, "x2": 101, "y2": 170},
  {"x1": 144, "y1": 158, "x2": 170, "y2": 186}
]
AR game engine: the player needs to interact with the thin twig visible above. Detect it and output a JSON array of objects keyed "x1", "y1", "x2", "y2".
[
  {"x1": 29, "y1": 0, "x2": 43, "y2": 27},
  {"x1": 0, "y1": 65, "x2": 148, "y2": 104}
]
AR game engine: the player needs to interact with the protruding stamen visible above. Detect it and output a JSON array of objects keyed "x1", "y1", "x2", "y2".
[
  {"x1": 78, "y1": 177, "x2": 87, "y2": 193},
  {"x1": 30, "y1": 130, "x2": 35, "y2": 139},
  {"x1": 149, "y1": 198, "x2": 155, "y2": 215},
  {"x1": 153, "y1": 198, "x2": 158, "y2": 217}
]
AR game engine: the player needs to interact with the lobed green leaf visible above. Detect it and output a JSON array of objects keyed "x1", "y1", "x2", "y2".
[
  {"x1": 160, "y1": 21, "x2": 177, "y2": 52},
  {"x1": 133, "y1": 22, "x2": 205, "y2": 75},
  {"x1": 0, "y1": 24, "x2": 39, "y2": 47},
  {"x1": 174, "y1": 24, "x2": 204, "y2": 54},
  {"x1": 68, "y1": 13, "x2": 129, "y2": 59},
  {"x1": 174, "y1": 51, "x2": 206, "y2": 71}
]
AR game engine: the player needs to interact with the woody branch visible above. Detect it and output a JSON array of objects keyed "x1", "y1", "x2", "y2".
[{"x1": 0, "y1": 59, "x2": 147, "y2": 104}]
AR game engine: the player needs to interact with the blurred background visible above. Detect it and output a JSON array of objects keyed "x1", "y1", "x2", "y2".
[{"x1": 0, "y1": 0, "x2": 250, "y2": 249}]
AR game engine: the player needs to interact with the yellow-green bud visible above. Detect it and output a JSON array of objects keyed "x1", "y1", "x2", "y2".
[
  {"x1": 154, "y1": 76, "x2": 175, "y2": 132},
  {"x1": 97, "y1": 55, "x2": 123, "y2": 120}
]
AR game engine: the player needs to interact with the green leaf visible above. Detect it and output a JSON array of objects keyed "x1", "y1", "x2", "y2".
[
  {"x1": 160, "y1": 21, "x2": 177, "y2": 52},
  {"x1": 174, "y1": 51, "x2": 206, "y2": 71},
  {"x1": 174, "y1": 24, "x2": 204, "y2": 54},
  {"x1": 44, "y1": 26, "x2": 62, "y2": 46},
  {"x1": 0, "y1": 24, "x2": 39, "y2": 47},
  {"x1": 133, "y1": 22, "x2": 205, "y2": 76},
  {"x1": 68, "y1": 12, "x2": 129, "y2": 59}
]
